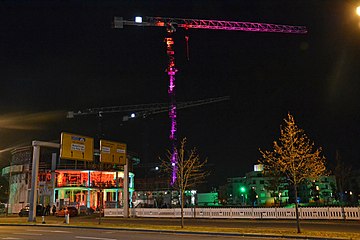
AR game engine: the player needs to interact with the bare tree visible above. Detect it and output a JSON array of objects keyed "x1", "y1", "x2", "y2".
[
  {"x1": 160, "y1": 138, "x2": 209, "y2": 228},
  {"x1": 259, "y1": 113, "x2": 327, "y2": 233},
  {"x1": 333, "y1": 150, "x2": 351, "y2": 205}
]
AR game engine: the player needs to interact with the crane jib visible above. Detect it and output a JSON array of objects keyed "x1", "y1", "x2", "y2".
[{"x1": 114, "y1": 16, "x2": 308, "y2": 34}]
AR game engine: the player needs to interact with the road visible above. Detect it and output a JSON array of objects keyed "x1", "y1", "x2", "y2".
[
  {"x1": 71, "y1": 216, "x2": 360, "y2": 234},
  {"x1": 0, "y1": 226, "x2": 284, "y2": 240}
]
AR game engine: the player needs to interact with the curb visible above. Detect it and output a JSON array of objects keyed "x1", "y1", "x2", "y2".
[{"x1": 0, "y1": 223, "x2": 348, "y2": 240}]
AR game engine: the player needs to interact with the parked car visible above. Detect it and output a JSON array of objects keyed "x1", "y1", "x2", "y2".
[
  {"x1": 79, "y1": 205, "x2": 95, "y2": 215},
  {"x1": 19, "y1": 205, "x2": 44, "y2": 217},
  {"x1": 55, "y1": 206, "x2": 78, "y2": 217}
]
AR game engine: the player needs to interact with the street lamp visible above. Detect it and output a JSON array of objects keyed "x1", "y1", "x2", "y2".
[
  {"x1": 239, "y1": 186, "x2": 246, "y2": 206},
  {"x1": 278, "y1": 192, "x2": 282, "y2": 206},
  {"x1": 356, "y1": 6, "x2": 360, "y2": 16}
]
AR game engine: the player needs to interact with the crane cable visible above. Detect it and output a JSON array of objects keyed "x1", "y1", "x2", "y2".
[{"x1": 185, "y1": 35, "x2": 190, "y2": 61}]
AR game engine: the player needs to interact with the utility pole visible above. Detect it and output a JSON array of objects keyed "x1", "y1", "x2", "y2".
[{"x1": 28, "y1": 141, "x2": 60, "y2": 222}]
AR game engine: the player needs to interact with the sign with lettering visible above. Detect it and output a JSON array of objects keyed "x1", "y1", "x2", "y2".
[
  {"x1": 100, "y1": 140, "x2": 127, "y2": 165},
  {"x1": 60, "y1": 132, "x2": 94, "y2": 161}
]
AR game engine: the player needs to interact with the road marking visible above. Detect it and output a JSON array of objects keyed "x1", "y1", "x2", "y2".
[
  {"x1": 51, "y1": 230, "x2": 71, "y2": 233},
  {"x1": 27, "y1": 229, "x2": 71, "y2": 233},
  {"x1": 26, "y1": 230, "x2": 48, "y2": 232},
  {"x1": 75, "y1": 236, "x2": 117, "y2": 240},
  {"x1": 13, "y1": 233, "x2": 42, "y2": 236}
]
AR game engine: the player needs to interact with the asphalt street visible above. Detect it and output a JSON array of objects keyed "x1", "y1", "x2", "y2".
[
  {"x1": 1, "y1": 215, "x2": 359, "y2": 239},
  {"x1": 0, "y1": 226, "x2": 288, "y2": 240}
]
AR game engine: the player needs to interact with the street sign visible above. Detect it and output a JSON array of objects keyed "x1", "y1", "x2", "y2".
[
  {"x1": 100, "y1": 139, "x2": 126, "y2": 165},
  {"x1": 60, "y1": 132, "x2": 94, "y2": 161}
]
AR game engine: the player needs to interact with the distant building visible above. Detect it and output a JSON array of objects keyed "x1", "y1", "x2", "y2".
[
  {"x1": 226, "y1": 164, "x2": 336, "y2": 206},
  {"x1": 227, "y1": 164, "x2": 289, "y2": 206},
  {"x1": 197, "y1": 192, "x2": 219, "y2": 207},
  {"x1": 130, "y1": 163, "x2": 177, "y2": 208},
  {"x1": 307, "y1": 175, "x2": 337, "y2": 204}
]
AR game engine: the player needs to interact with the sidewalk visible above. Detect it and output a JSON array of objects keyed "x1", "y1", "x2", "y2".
[{"x1": 0, "y1": 215, "x2": 359, "y2": 240}]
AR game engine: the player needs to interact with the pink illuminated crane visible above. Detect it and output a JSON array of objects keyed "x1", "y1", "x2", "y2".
[{"x1": 113, "y1": 16, "x2": 307, "y2": 185}]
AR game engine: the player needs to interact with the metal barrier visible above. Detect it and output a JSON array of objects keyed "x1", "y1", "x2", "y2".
[{"x1": 104, "y1": 206, "x2": 360, "y2": 220}]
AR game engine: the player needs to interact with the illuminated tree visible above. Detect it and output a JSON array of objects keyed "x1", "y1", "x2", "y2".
[
  {"x1": 259, "y1": 113, "x2": 327, "y2": 233},
  {"x1": 160, "y1": 138, "x2": 209, "y2": 228}
]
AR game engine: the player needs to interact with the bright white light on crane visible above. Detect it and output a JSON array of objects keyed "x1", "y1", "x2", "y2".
[
  {"x1": 130, "y1": 113, "x2": 136, "y2": 118},
  {"x1": 135, "y1": 16, "x2": 142, "y2": 23}
]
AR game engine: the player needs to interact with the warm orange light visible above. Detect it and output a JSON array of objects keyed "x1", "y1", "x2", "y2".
[{"x1": 356, "y1": 6, "x2": 360, "y2": 16}]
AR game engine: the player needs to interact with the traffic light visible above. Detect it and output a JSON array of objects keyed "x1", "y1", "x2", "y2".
[{"x1": 240, "y1": 186, "x2": 246, "y2": 193}]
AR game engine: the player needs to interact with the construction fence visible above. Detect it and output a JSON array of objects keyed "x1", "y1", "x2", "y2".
[{"x1": 104, "y1": 206, "x2": 360, "y2": 220}]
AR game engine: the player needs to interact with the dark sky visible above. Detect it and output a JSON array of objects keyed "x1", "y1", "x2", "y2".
[{"x1": 1, "y1": 0, "x2": 360, "y2": 187}]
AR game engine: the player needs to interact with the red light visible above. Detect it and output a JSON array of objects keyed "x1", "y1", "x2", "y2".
[{"x1": 155, "y1": 21, "x2": 165, "y2": 27}]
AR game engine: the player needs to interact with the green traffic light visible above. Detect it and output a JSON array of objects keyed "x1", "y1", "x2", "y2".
[{"x1": 240, "y1": 186, "x2": 246, "y2": 193}]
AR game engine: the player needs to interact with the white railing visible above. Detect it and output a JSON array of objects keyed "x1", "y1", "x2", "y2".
[{"x1": 104, "y1": 206, "x2": 360, "y2": 220}]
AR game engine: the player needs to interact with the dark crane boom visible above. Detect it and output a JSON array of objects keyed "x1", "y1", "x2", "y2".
[{"x1": 67, "y1": 96, "x2": 230, "y2": 120}]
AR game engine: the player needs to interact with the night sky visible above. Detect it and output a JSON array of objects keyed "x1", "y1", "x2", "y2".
[{"x1": 1, "y1": 1, "x2": 360, "y2": 187}]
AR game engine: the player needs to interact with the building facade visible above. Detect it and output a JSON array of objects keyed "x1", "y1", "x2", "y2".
[
  {"x1": 226, "y1": 164, "x2": 336, "y2": 207},
  {"x1": 1, "y1": 146, "x2": 135, "y2": 214}
]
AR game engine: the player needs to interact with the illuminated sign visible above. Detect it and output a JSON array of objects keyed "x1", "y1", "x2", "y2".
[
  {"x1": 100, "y1": 140, "x2": 127, "y2": 165},
  {"x1": 60, "y1": 132, "x2": 94, "y2": 161}
]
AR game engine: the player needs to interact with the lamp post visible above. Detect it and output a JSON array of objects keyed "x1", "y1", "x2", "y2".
[
  {"x1": 239, "y1": 186, "x2": 246, "y2": 206},
  {"x1": 278, "y1": 192, "x2": 282, "y2": 207}
]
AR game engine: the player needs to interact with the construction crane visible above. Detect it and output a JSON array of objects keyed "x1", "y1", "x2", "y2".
[
  {"x1": 67, "y1": 96, "x2": 229, "y2": 120},
  {"x1": 113, "y1": 16, "x2": 307, "y2": 185}
]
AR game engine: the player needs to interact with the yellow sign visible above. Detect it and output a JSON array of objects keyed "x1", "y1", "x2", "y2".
[
  {"x1": 60, "y1": 132, "x2": 94, "y2": 161},
  {"x1": 100, "y1": 140, "x2": 127, "y2": 165}
]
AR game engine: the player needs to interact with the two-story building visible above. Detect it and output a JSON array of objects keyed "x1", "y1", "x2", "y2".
[{"x1": 1, "y1": 145, "x2": 136, "y2": 214}]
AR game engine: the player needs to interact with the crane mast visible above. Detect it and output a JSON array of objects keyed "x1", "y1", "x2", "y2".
[{"x1": 114, "y1": 16, "x2": 307, "y2": 185}]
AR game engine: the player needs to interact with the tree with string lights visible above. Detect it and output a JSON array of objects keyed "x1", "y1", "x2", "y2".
[{"x1": 259, "y1": 113, "x2": 327, "y2": 233}]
